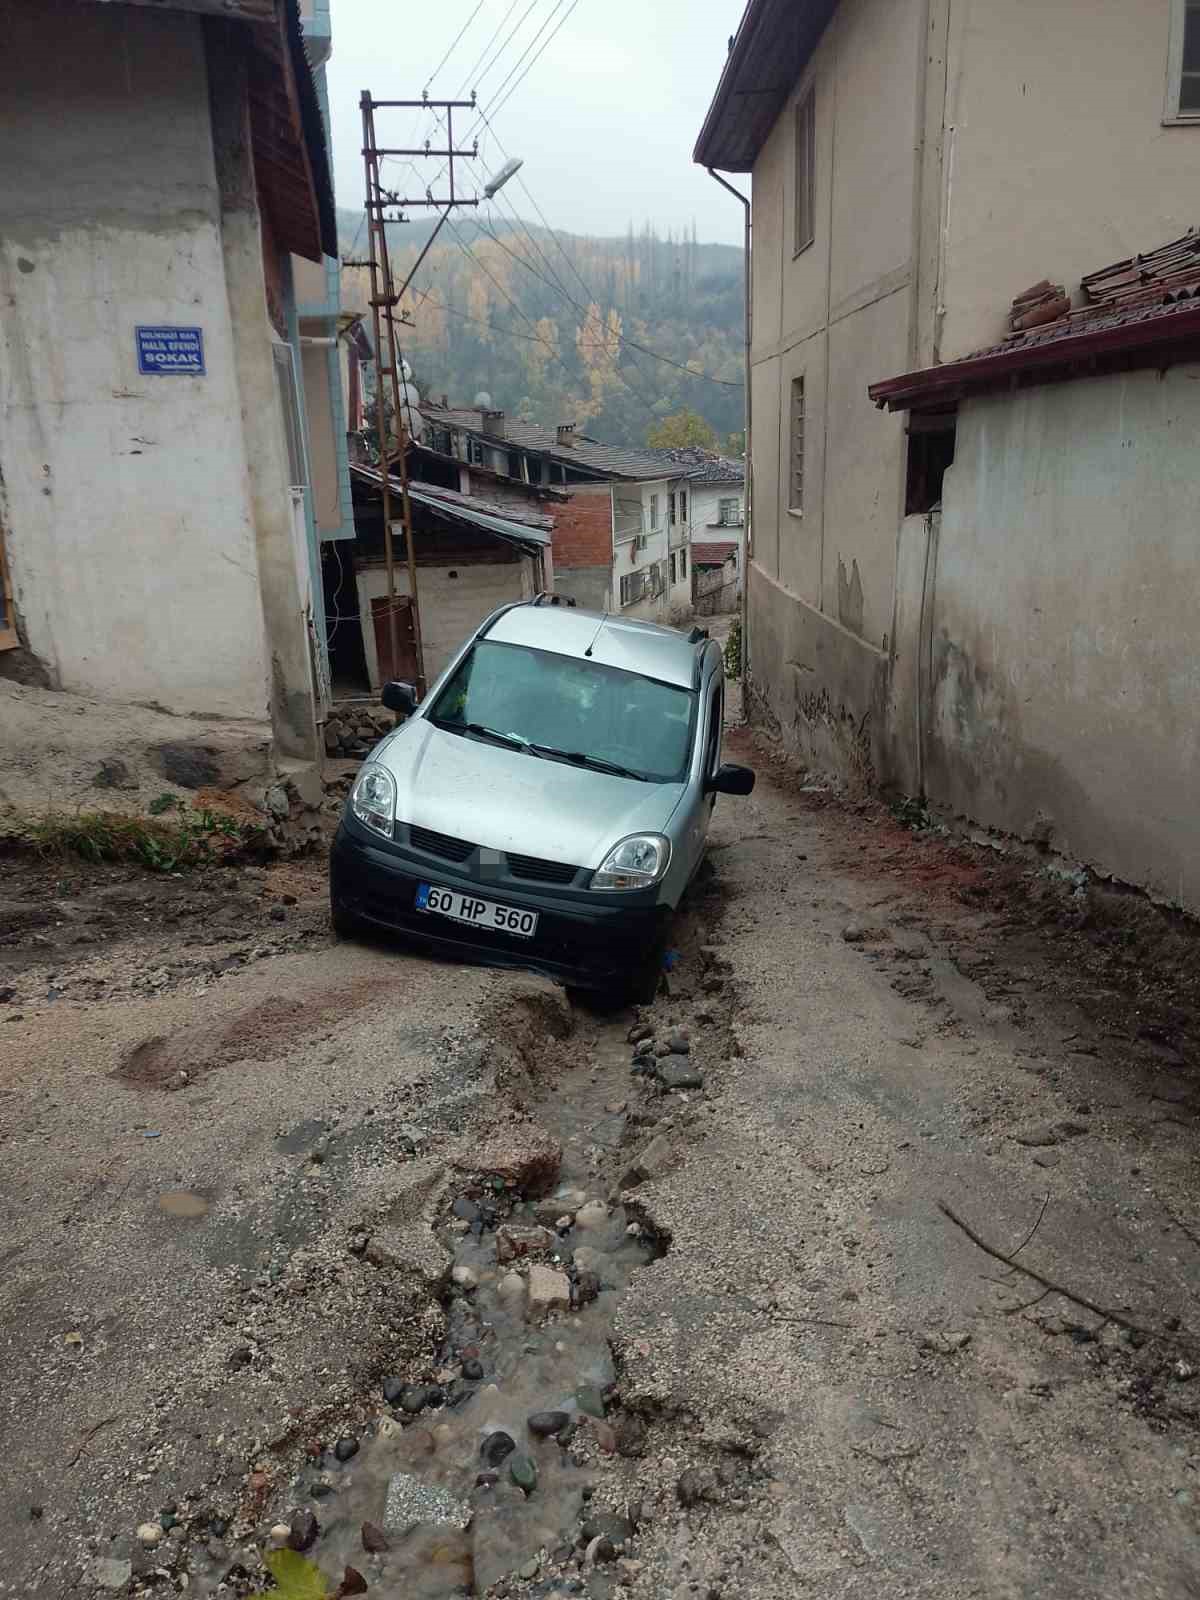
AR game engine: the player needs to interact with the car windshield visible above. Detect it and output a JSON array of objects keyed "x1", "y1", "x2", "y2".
[{"x1": 429, "y1": 640, "x2": 697, "y2": 784}]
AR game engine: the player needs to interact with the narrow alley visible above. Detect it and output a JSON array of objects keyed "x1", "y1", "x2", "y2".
[{"x1": 3, "y1": 696, "x2": 1200, "y2": 1599}]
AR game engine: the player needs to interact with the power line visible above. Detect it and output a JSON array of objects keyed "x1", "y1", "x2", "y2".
[
  {"x1": 423, "y1": 0, "x2": 486, "y2": 95},
  {"x1": 463, "y1": 0, "x2": 541, "y2": 97},
  {"x1": 478, "y1": 0, "x2": 571, "y2": 114},
  {"x1": 485, "y1": 0, "x2": 583, "y2": 121},
  {"x1": 453, "y1": 0, "x2": 523, "y2": 98}
]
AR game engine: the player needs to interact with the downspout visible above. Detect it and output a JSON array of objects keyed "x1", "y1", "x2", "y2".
[{"x1": 706, "y1": 169, "x2": 751, "y2": 684}]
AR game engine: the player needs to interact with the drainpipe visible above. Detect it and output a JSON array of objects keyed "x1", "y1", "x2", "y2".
[{"x1": 706, "y1": 169, "x2": 751, "y2": 685}]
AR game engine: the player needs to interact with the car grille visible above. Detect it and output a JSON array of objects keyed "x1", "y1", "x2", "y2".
[
  {"x1": 505, "y1": 853, "x2": 579, "y2": 885},
  {"x1": 409, "y1": 826, "x2": 474, "y2": 863}
]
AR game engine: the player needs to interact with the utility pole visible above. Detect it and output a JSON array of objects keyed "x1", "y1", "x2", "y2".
[{"x1": 358, "y1": 91, "x2": 481, "y2": 700}]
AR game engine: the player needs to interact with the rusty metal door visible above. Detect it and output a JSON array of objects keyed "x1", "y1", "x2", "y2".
[{"x1": 371, "y1": 595, "x2": 418, "y2": 684}]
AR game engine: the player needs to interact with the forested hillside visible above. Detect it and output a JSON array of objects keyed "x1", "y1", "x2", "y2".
[{"x1": 338, "y1": 211, "x2": 745, "y2": 449}]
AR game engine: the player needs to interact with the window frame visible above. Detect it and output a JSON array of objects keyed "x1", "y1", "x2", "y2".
[
  {"x1": 679, "y1": 490, "x2": 688, "y2": 523},
  {"x1": 648, "y1": 492, "x2": 659, "y2": 530},
  {"x1": 668, "y1": 492, "x2": 676, "y2": 526},
  {"x1": 788, "y1": 376, "x2": 806, "y2": 515},
  {"x1": 793, "y1": 87, "x2": 816, "y2": 256},
  {"x1": 1166, "y1": 0, "x2": 1200, "y2": 121}
]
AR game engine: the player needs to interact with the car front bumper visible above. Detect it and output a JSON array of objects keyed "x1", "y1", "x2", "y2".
[{"x1": 330, "y1": 819, "x2": 671, "y2": 990}]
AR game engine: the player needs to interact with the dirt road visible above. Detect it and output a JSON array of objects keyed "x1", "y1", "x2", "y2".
[{"x1": 3, "y1": 713, "x2": 1200, "y2": 1599}]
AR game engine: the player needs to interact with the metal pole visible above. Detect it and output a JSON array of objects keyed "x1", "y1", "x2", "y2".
[
  {"x1": 361, "y1": 91, "x2": 427, "y2": 697},
  {"x1": 707, "y1": 169, "x2": 752, "y2": 684},
  {"x1": 361, "y1": 93, "x2": 400, "y2": 693}
]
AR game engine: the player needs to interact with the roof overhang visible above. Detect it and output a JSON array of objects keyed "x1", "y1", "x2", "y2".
[
  {"x1": 869, "y1": 303, "x2": 1200, "y2": 411},
  {"x1": 80, "y1": 0, "x2": 336, "y2": 261},
  {"x1": 693, "y1": 0, "x2": 839, "y2": 173},
  {"x1": 351, "y1": 467, "x2": 552, "y2": 555}
]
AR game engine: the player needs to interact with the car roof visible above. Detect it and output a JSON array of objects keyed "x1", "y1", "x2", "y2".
[{"x1": 482, "y1": 602, "x2": 706, "y2": 690}]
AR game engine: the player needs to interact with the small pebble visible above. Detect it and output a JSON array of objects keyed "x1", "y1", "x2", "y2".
[
  {"x1": 481, "y1": 1430, "x2": 517, "y2": 1467},
  {"x1": 269, "y1": 1524, "x2": 290, "y2": 1548},
  {"x1": 528, "y1": 1410, "x2": 570, "y2": 1437},
  {"x1": 463, "y1": 1358, "x2": 484, "y2": 1380},
  {"x1": 136, "y1": 1524, "x2": 162, "y2": 1549},
  {"x1": 289, "y1": 1509, "x2": 319, "y2": 1551},
  {"x1": 361, "y1": 1520, "x2": 390, "y2": 1554},
  {"x1": 509, "y1": 1452, "x2": 537, "y2": 1492},
  {"x1": 334, "y1": 1436, "x2": 359, "y2": 1463}
]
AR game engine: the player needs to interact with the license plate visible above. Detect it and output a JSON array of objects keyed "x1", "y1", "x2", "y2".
[{"x1": 415, "y1": 882, "x2": 539, "y2": 939}]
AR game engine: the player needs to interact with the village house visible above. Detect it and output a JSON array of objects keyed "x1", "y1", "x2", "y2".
[
  {"x1": 696, "y1": 0, "x2": 1200, "y2": 908},
  {"x1": 417, "y1": 404, "x2": 694, "y2": 624},
  {"x1": 0, "y1": 0, "x2": 349, "y2": 766}
]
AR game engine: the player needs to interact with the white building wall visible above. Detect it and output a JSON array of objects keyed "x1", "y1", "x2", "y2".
[
  {"x1": 688, "y1": 482, "x2": 745, "y2": 550},
  {"x1": 0, "y1": 3, "x2": 271, "y2": 719},
  {"x1": 356, "y1": 558, "x2": 534, "y2": 690},
  {"x1": 928, "y1": 364, "x2": 1200, "y2": 909}
]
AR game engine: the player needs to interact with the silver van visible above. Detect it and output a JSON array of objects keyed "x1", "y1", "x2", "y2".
[{"x1": 329, "y1": 598, "x2": 754, "y2": 1000}]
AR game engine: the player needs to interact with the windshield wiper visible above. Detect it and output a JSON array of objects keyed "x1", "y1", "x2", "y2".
[
  {"x1": 529, "y1": 743, "x2": 646, "y2": 782},
  {"x1": 433, "y1": 718, "x2": 529, "y2": 753}
]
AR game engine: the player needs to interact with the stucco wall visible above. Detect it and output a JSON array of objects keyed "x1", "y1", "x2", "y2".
[
  {"x1": 930, "y1": 367, "x2": 1200, "y2": 908},
  {"x1": 0, "y1": 2, "x2": 271, "y2": 718},
  {"x1": 746, "y1": 0, "x2": 919, "y2": 762},
  {"x1": 356, "y1": 560, "x2": 533, "y2": 690},
  {"x1": 939, "y1": 0, "x2": 1200, "y2": 360},
  {"x1": 689, "y1": 482, "x2": 745, "y2": 547}
]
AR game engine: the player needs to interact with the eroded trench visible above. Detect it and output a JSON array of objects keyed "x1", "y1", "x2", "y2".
[{"x1": 184, "y1": 873, "x2": 732, "y2": 1599}]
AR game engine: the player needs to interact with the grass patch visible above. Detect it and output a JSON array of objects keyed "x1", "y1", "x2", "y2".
[{"x1": 23, "y1": 803, "x2": 266, "y2": 872}]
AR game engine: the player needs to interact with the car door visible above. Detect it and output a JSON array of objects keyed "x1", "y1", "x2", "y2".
[{"x1": 676, "y1": 669, "x2": 724, "y2": 888}]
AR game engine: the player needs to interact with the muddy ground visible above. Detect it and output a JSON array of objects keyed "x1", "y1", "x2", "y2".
[{"x1": 4, "y1": 711, "x2": 1200, "y2": 1599}]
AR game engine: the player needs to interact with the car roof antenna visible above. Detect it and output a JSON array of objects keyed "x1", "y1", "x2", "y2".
[{"x1": 583, "y1": 612, "x2": 608, "y2": 658}]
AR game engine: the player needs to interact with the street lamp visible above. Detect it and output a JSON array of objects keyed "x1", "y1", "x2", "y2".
[{"x1": 483, "y1": 157, "x2": 524, "y2": 199}]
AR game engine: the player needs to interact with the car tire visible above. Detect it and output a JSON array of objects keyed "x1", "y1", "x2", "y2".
[
  {"x1": 330, "y1": 897, "x2": 362, "y2": 941},
  {"x1": 627, "y1": 937, "x2": 667, "y2": 1006}
]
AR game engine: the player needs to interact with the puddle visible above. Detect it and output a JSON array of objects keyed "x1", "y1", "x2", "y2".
[
  {"x1": 157, "y1": 1190, "x2": 210, "y2": 1219},
  {"x1": 191, "y1": 1008, "x2": 664, "y2": 1598}
]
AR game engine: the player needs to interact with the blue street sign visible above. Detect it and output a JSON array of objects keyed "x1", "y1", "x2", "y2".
[{"x1": 136, "y1": 325, "x2": 205, "y2": 376}]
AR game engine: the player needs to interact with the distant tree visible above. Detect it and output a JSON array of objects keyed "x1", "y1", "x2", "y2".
[
  {"x1": 725, "y1": 430, "x2": 746, "y2": 456},
  {"x1": 645, "y1": 409, "x2": 718, "y2": 450}
]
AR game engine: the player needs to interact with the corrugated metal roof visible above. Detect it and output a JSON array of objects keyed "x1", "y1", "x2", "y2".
[
  {"x1": 350, "y1": 466, "x2": 551, "y2": 549},
  {"x1": 421, "y1": 406, "x2": 675, "y2": 482},
  {"x1": 870, "y1": 231, "x2": 1200, "y2": 410}
]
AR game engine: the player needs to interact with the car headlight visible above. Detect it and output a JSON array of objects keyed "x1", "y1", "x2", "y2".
[
  {"x1": 591, "y1": 833, "x2": 670, "y2": 891},
  {"x1": 349, "y1": 762, "x2": 396, "y2": 839}
]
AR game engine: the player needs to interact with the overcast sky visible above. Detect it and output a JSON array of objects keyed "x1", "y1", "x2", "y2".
[{"x1": 324, "y1": 0, "x2": 748, "y2": 247}]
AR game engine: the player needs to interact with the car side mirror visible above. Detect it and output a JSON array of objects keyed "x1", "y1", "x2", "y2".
[
  {"x1": 707, "y1": 762, "x2": 755, "y2": 797},
  {"x1": 381, "y1": 680, "x2": 418, "y2": 717}
]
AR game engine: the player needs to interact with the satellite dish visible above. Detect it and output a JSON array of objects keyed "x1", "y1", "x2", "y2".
[{"x1": 473, "y1": 390, "x2": 492, "y2": 409}]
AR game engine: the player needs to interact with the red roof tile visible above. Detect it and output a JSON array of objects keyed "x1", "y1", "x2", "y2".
[{"x1": 870, "y1": 230, "x2": 1200, "y2": 411}]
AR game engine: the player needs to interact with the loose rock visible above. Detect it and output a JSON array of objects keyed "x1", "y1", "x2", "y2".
[
  {"x1": 509, "y1": 1451, "x2": 538, "y2": 1492},
  {"x1": 481, "y1": 1430, "x2": 517, "y2": 1467},
  {"x1": 136, "y1": 1523, "x2": 163, "y2": 1549},
  {"x1": 92, "y1": 1557, "x2": 133, "y2": 1590},
  {"x1": 496, "y1": 1223, "x2": 555, "y2": 1262},
  {"x1": 658, "y1": 1062, "x2": 703, "y2": 1091},
  {"x1": 528, "y1": 1409, "x2": 570, "y2": 1437},
  {"x1": 361, "y1": 1520, "x2": 391, "y2": 1554},
  {"x1": 334, "y1": 1436, "x2": 359, "y2": 1463},
  {"x1": 288, "y1": 1509, "x2": 319, "y2": 1552},
  {"x1": 527, "y1": 1263, "x2": 571, "y2": 1318},
  {"x1": 677, "y1": 1468, "x2": 709, "y2": 1507}
]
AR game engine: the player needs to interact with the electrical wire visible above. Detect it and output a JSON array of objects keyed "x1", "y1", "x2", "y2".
[
  {"x1": 452, "y1": 0, "x2": 523, "y2": 98},
  {"x1": 468, "y1": 0, "x2": 544, "y2": 97},
  {"x1": 423, "y1": 0, "x2": 486, "y2": 95},
  {"x1": 484, "y1": 0, "x2": 582, "y2": 121}
]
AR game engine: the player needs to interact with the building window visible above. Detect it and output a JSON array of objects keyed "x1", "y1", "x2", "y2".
[
  {"x1": 905, "y1": 411, "x2": 957, "y2": 515},
  {"x1": 468, "y1": 438, "x2": 484, "y2": 466},
  {"x1": 1168, "y1": 0, "x2": 1200, "y2": 118},
  {"x1": 789, "y1": 377, "x2": 805, "y2": 512},
  {"x1": 679, "y1": 548, "x2": 687, "y2": 581},
  {"x1": 679, "y1": 490, "x2": 687, "y2": 523},
  {"x1": 669, "y1": 552, "x2": 677, "y2": 584},
  {"x1": 668, "y1": 492, "x2": 676, "y2": 526},
  {"x1": 620, "y1": 570, "x2": 648, "y2": 607},
  {"x1": 271, "y1": 343, "x2": 308, "y2": 490},
  {"x1": 794, "y1": 88, "x2": 816, "y2": 255},
  {"x1": 648, "y1": 492, "x2": 659, "y2": 530},
  {"x1": 718, "y1": 497, "x2": 741, "y2": 526}
]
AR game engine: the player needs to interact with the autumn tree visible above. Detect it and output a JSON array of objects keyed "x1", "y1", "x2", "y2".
[{"x1": 645, "y1": 409, "x2": 718, "y2": 450}]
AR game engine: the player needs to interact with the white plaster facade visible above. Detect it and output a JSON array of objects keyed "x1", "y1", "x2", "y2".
[
  {"x1": 699, "y1": 0, "x2": 1200, "y2": 901},
  {"x1": 0, "y1": 0, "x2": 334, "y2": 760}
]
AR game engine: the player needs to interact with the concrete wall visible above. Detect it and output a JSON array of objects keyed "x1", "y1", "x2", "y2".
[
  {"x1": 356, "y1": 559, "x2": 534, "y2": 689},
  {"x1": 928, "y1": 366, "x2": 1200, "y2": 908},
  {"x1": 0, "y1": 1, "x2": 272, "y2": 719},
  {"x1": 938, "y1": 0, "x2": 1200, "y2": 361},
  {"x1": 747, "y1": 0, "x2": 920, "y2": 773}
]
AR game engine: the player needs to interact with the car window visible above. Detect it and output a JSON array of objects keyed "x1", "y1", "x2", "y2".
[
  {"x1": 704, "y1": 682, "x2": 723, "y2": 776},
  {"x1": 430, "y1": 640, "x2": 698, "y2": 784}
]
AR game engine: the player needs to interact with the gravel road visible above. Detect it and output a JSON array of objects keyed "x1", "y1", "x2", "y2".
[{"x1": 3, "y1": 706, "x2": 1200, "y2": 1599}]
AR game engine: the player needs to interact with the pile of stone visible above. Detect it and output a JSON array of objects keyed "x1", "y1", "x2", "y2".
[{"x1": 323, "y1": 702, "x2": 395, "y2": 760}]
